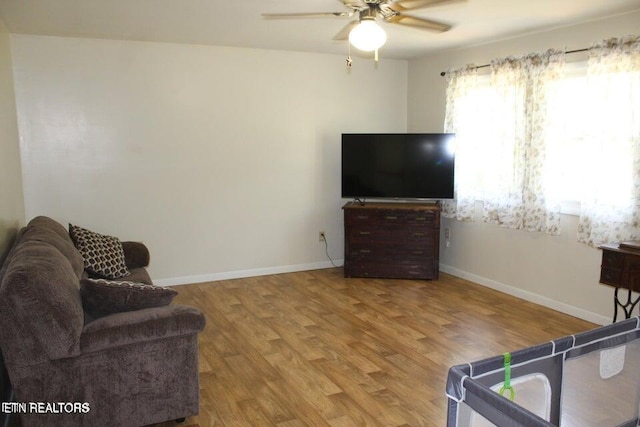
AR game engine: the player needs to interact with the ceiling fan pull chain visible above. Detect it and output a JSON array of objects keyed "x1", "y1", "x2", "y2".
[{"x1": 346, "y1": 43, "x2": 353, "y2": 68}]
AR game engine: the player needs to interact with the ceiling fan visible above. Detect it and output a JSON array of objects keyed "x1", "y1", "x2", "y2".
[{"x1": 263, "y1": 0, "x2": 461, "y2": 54}]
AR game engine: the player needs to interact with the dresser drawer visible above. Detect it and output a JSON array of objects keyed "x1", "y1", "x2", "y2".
[
  {"x1": 347, "y1": 242, "x2": 434, "y2": 263},
  {"x1": 600, "y1": 267, "x2": 622, "y2": 286},
  {"x1": 345, "y1": 209, "x2": 437, "y2": 227},
  {"x1": 347, "y1": 228, "x2": 435, "y2": 244},
  {"x1": 345, "y1": 262, "x2": 435, "y2": 280},
  {"x1": 602, "y1": 251, "x2": 624, "y2": 268},
  {"x1": 347, "y1": 228, "x2": 396, "y2": 242}
]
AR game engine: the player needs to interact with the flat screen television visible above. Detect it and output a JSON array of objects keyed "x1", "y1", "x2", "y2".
[{"x1": 341, "y1": 133, "x2": 455, "y2": 200}]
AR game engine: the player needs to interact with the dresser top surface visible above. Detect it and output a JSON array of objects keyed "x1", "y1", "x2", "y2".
[{"x1": 342, "y1": 201, "x2": 441, "y2": 211}]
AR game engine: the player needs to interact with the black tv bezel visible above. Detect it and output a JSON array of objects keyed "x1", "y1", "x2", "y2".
[{"x1": 341, "y1": 133, "x2": 455, "y2": 201}]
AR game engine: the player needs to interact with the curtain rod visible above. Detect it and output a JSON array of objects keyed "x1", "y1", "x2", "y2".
[{"x1": 439, "y1": 48, "x2": 589, "y2": 76}]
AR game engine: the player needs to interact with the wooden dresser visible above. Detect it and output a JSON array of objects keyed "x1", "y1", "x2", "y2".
[{"x1": 342, "y1": 202, "x2": 440, "y2": 280}]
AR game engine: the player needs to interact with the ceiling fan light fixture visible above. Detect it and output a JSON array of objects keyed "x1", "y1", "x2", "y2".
[{"x1": 348, "y1": 19, "x2": 387, "y2": 52}]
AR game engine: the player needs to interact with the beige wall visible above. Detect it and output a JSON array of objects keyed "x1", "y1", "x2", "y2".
[
  {"x1": 407, "y1": 10, "x2": 640, "y2": 324},
  {"x1": 10, "y1": 35, "x2": 407, "y2": 283},
  {"x1": 0, "y1": 18, "x2": 24, "y2": 262}
]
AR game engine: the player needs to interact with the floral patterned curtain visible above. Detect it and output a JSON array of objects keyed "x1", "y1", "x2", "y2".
[
  {"x1": 442, "y1": 50, "x2": 565, "y2": 235},
  {"x1": 577, "y1": 36, "x2": 640, "y2": 246},
  {"x1": 483, "y1": 51, "x2": 564, "y2": 233},
  {"x1": 442, "y1": 65, "x2": 479, "y2": 221}
]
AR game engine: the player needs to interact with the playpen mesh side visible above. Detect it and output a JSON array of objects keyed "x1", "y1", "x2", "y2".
[{"x1": 446, "y1": 316, "x2": 640, "y2": 427}]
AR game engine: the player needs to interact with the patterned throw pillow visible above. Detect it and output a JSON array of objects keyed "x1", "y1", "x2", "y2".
[
  {"x1": 81, "y1": 278, "x2": 178, "y2": 318},
  {"x1": 69, "y1": 224, "x2": 130, "y2": 279}
]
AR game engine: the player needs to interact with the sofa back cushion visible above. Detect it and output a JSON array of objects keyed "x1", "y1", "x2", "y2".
[
  {"x1": 0, "y1": 220, "x2": 84, "y2": 367},
  {"x1": 21, "y1": 220, "x2": 85, "y2": 280},
  {"x1": 27, "y1": 216, "x2": 70, "y2": 240}
]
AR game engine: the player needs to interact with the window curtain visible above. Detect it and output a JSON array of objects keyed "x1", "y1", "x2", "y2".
[
  {"x1": 443, "y1": 50, "x2": 565, "y2": 234},
  {"x1": 442, "y1": 65, "x2": 480, "y2": 221},
  {"x1": 577, "y1": 36, "x2": 640, "y2": 246}
]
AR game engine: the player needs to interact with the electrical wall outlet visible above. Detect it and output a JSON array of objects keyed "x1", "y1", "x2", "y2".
[
  {"x1": 319, "y1": 231, "x2": 326, "y2": 242},
  {"x1": 444, "y1": 228, "x2": 451, "y2": 239}
]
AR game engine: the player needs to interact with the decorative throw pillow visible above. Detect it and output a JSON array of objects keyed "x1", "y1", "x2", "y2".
[
  {"x1": 69, "y1": 224, "x2": 130, "y2": 279},
  {"x1": 81, "y1": 278, "x2": 178, "y2": 318}
]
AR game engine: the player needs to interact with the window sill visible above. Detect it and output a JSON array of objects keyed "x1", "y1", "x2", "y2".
[{"x1": 560, "y1": 200, "x2": 580, "y2": 216}]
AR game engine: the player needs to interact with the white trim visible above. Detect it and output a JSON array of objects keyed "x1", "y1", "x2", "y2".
[
  {"x1": 153, "y1": 260, "x2": 344, "y2": 287},
  {"x1": 439, "y1": 264, "x2": 610, "y2": 326},
  {"x1": 559, "y1": 200, "x2": 581, "y2": 216}
]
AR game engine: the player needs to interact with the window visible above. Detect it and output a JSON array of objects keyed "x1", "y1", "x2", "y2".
[
  {"x1": 545, "y1": 62, "x2": 637, "y2": 208},
  {"x1": 444, "y1": 36, "x2": 640, "y2": 245}
]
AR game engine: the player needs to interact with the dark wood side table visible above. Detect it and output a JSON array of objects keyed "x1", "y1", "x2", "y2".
[{"x1": 599, "y1": 242, "x2": 640, "y2": 322}]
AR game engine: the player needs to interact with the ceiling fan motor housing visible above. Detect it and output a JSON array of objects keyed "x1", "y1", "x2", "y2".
[{"x1": 359, "y1": 7, "x2": 378, "y2": 21}]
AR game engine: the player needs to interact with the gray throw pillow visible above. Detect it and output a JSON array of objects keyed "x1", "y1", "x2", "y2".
[
  {"x1": 81, "y1": 278, "x2": 178, "y2": 318},
  {"x1": 69, "y1": 224, "x2": 130, "y2": 279}
]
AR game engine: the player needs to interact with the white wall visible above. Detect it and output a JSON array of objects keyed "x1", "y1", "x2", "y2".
[
  {"x1": 0, "y1": 17, "x2": 24, "y2": 261},
  {"x1": 407, "y1": 10, "x2": 640, "y2": 324},
  {"x1": 10, "y1": 35, "x2": 407, "y2": 283}
]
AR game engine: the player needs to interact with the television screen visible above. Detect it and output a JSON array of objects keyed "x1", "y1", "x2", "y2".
[{"x1": 341, "y1": 133, "x2": 455, "y2": 200}]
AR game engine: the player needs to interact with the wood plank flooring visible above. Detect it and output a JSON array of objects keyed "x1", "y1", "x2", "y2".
[{"x1": 155, "y1": 269, "x2": 596, "y2": 427}]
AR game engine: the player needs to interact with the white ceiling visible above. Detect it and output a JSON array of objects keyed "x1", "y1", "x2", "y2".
[{"x1": 0, "y1": 0, "x2": 639, "y2": 59}]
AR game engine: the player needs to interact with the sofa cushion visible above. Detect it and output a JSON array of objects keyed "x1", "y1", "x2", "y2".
[
  {"x1": 69, "y1": 224, "x2": 130, "y2": 279},
  {"x1": 27, "y1": 216, "x2": 71, "y2": 241},
  {"x1": 20, "y1": 224, "x2": 85, "y2": 280},
  {"x1": 81, "y1": 278, "x2": 178, "y2": 318},
  {"x1": 0, "y1": 241, "x2": 84, "y2": 365}
]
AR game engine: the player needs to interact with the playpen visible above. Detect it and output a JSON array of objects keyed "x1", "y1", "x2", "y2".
[{"x1": 446, "y1": 316, "x2": 640, "y2": 427}]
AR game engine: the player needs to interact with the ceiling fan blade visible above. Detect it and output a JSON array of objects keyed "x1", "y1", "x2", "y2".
[
  {"x1": 385, "y1": 14, "x2": 451, "y2": 32},
  {"x1": 262, "y1": 11, "x2": 351, "y2": 19},
  {"x1": 333, "y1": 20, "x2": 359, "y2": 40},
  {"x1": 341, "y1": 0, "x2": 368, "y2": 9},
  {"x1": 389, "y1": 0, "x2": 465, "y2": 12}
]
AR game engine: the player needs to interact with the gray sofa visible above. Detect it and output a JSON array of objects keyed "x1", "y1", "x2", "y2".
[{"x1": 0, "y1": 216, "x2": 206, "y2": 427}]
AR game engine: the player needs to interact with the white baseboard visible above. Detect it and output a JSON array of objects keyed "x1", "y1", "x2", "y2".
[
  {"x1": 153, "y1": 260, "x2": 344, "y2": 287},
  {"x1": 439, "y1": 264, "x2": 611, "y2": 326}
]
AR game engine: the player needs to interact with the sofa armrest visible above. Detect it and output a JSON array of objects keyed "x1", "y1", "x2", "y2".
[
  {"x1": 79, "y1": 304, "x2": 205, "y2": 354},
  {"x1": 121, "y1": 241, "x2": 150, "y2": 269}
]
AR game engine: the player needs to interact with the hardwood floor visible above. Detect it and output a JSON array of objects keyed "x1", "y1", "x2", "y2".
[{"x1": 155, "y1": 269, "x2": 596, "y2": 427}]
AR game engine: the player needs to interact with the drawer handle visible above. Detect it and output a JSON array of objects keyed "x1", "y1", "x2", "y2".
[
  {"x1": 357, "y1": 215, "x2": 369, "y2": 219},
  {"x1": 359, "y1": 231, "x2": 371, "y2": 235},
  {"x1": 359, "y1": 249, "x2": 371, "y2": 254},
  {"x1": 412, "y1": 250, "x2": 424, "y2": 255},
  {"x1": 385, "y1": 216, "x2": 397, "y2": 220},
  {"x1": 414, "y1": 232, "x2": 425, "y2": 237},
  {"x1": 417, "y1": 217, "x2": 426, "y2": 221}
]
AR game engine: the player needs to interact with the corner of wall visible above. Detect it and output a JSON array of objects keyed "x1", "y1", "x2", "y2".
[{"x1": 0, "y1": 17, "x2": 26, "y2": 264}]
